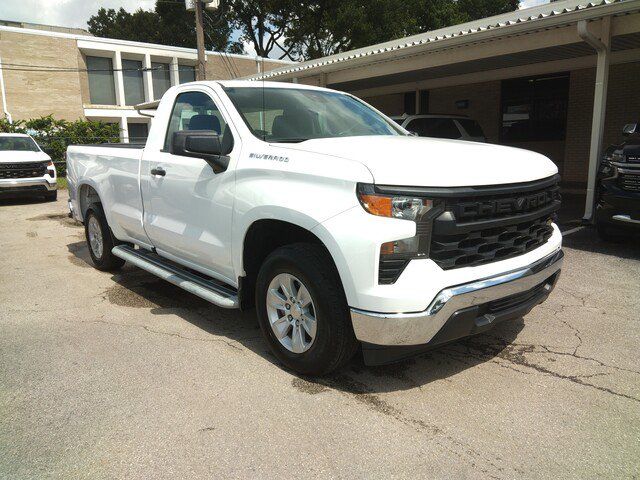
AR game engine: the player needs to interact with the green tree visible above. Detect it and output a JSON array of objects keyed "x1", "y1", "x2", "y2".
[
  {"x1": 87, "y1": 0, "x2": 242, "y2": 53},
  {"x1": 285, "y1": 0, "x2": 519, "y2": 60}
]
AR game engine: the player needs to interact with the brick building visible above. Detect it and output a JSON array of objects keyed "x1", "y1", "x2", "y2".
[
  {"x1": 246, "y1": 0, "x2": 640, "y2": 220},
  {"x1": 0, "y1": 21, "x2": 291, "y2": 142}
]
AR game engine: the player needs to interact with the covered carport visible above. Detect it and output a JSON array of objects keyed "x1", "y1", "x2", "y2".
[{"x1": 247, "y1": 0, "x2": 640, "y2": 222}]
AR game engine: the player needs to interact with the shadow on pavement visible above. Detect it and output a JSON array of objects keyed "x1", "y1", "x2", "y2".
[
  {"x1": 562, "y1": 226, "x2": 640, "y2": 260},
  {"x1": 0, "y1": 196, "x2": 53, "y2": 207},
  {"x1": 66, "y1": 238, "x2": 528, "y2": 394}
]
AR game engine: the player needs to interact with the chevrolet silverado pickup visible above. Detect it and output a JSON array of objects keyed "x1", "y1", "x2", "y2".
[
  {"x1": 0, "y1": 133, "x2": 57, "y2": 201},
  {"x1": 66, "y1": 81, "x2": 563, "y2": 375},
  {"x1": 596, "y1": 122, "x2": 640, "y2": 240}
]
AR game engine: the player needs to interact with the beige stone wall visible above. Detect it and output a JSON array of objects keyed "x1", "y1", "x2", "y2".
[
  {"x1": 0, "y1": 30, "x2": 85, "y2": 120},
  {"x1": 205, "y1": 55, "x2": 286, "y2": 80},
  {"x1": 0, "y1": 29, "x2": 291, "y2": 122}
]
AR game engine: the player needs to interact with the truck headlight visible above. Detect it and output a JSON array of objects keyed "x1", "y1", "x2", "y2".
[
  {"x1": 357, "y1": 183, "x2": 442, "y2": 284},
  {"x1": 357, "y1": 185, "x2": 432, "y2": 221}
]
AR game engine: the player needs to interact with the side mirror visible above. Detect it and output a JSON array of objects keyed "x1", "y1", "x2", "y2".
[
  {"x1": 172, "y1": 130, "x2": 230, "y2": 172},
  {"x1": 407, "y1": 130, "x2": 419, "y2": 137},
  {"x1": 622, "y1": 123, "x2": 637, "y2": 136}
]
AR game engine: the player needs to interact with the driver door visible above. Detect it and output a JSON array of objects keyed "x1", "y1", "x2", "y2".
[{"x1": 140, "y1": 89, "x2": 237, "y2": 284}]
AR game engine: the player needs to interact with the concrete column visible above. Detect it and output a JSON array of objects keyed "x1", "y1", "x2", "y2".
[
  {"x1": 579, "y1": 17, "x2": 611, "y2": 222},
  {"x1": 143, "y1": 54, "x2": 154, "y2": 101},
  {"x1": 113, "y1": 51, "x2": 126, "y2": 106},
  {"x1": 170, "y1": 57, "x2": 179, "y2": 86},
  {"x1": 119, "y1": 116, "x2": 129, "y2": 143}
]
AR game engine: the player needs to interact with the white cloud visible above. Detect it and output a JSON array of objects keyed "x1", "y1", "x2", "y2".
[{"x1": 0, "y1": 0, "x2": 156, "y2": 29}]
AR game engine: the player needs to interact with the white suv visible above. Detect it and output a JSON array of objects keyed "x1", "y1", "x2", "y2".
[
  {"x1": 391, "y1": 114, "x2": 486, "y2": 142},
  {"x1": 0, "y1": 133, "x2": 57, "y2": 201}
]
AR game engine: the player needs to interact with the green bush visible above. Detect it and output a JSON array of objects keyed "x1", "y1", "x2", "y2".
[{"x1": 0, "y1": 115, "x2": 120, "y2": 177}]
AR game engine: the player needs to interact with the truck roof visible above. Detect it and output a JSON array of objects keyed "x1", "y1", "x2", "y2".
[
  {"x1": 0, "y1": 133, "x2": 31, "y2": 138},
  {"x1": 216, "y1": 80, "x2": 335, "y2": 92}
]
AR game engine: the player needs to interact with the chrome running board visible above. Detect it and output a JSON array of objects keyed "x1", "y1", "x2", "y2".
[{"x1": 112, "y1": 245, "x2": 238, "y2": 309}]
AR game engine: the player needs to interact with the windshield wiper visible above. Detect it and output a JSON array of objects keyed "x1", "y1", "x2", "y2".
[{"x1": 270, "y1": 138, "x2": 310, "y2": 143}]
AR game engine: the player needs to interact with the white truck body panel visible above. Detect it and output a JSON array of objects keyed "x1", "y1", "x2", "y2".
[{"x1": 67, "y1": 80, "x2": 562, "y2": 339}]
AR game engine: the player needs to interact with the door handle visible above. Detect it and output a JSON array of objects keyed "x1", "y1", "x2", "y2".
[{"x1": 150, "y1": 166, "x2": 166, "y2": 177}]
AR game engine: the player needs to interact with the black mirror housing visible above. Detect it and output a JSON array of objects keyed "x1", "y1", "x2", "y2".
[
  {"x1": 171, "y1": 130, "x2": 230, "y2": 172},
  {"x1": 622, "y1": 123, "x2": 637, "y2": 136}
]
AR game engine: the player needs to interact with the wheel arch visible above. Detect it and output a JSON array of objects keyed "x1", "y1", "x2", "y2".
[
  {"x1": 77, "y1": 181, "x2": 102, "y2": 222},
  {"x1": 239, "y1": 217, "x2": 345, "y2": 310}
]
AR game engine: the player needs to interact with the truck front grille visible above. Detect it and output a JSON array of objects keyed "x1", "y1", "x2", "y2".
[
  {"x1": 425, "y1": 175, "x2": 560, "y2": 271},
  {"x1": 618, "y1": 172, "x2": 640, "y2": 192},
  {"x1": 0, "y1": 162, "x2": 47, "y2": 179}
]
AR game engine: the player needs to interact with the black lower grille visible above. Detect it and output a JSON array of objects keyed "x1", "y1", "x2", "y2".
[
  {"x1": 0, "y1": 162, "x2": 47, "y2": 179},
  {"x1": 379, "y1": 257, "x2": 410, "y2": 284},
  {"x1": 431, "y1": 216, "x2": 554, "y2": 269},
  {"x1": 618, "y1": 172, "x2": 640, "y2": 192}
]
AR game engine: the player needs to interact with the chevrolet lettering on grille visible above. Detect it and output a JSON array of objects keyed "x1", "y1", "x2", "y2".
[{"x1": 456, "y1": 190, "x2": 555, "y2": 219}]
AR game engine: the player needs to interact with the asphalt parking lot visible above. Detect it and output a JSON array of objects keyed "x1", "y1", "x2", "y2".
[{"x1": 1, "y1": 191, "x2": 639, "y2": 479}]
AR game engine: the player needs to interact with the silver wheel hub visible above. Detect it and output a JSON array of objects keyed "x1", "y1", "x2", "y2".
[
  {"x1": 87, "y1": 216, "x2": 104, "y2": 259},
  {"x1": 266, "y1": 273, "x2": 317, "y2": 354}
]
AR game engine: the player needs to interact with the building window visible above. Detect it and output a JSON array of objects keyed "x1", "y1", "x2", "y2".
[
  {"x1": 86, "y1": 56, "x2": 116, "y2": 105},
  {"x1": 122, "y1": 59, "x2": 145, "y2": 106},
  {"x1": 179, "y1": 65, "x2": 196, "y2": 84},
  {"x1": 127, "y1": 122, "x2": 149, "y2": 144},
  {"x1": 152, "y1": 62, "x2": 172, "y2": 99},
  {"x1": 501, "y1": 73, "x2": 569, "y2": 142}
]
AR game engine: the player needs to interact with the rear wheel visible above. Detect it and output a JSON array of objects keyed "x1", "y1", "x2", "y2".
[
  {"x1": 84, "y1": 203, "x2": 125, "y2": 271},
  {"x1": 255, "y1": 243, "x2": 358, "y2": 375}
]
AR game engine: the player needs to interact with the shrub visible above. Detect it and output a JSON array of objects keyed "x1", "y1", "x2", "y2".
[{"x1": 0, "y1": 115, "x2": 120, "y2": 176}]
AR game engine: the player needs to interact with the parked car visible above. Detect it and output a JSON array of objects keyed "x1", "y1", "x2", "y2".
[
  {"x1": 67, "y1": 81, "x2": 562, "y2": 375},
  {"x1": 596, "y1": 122, "x2": 640, "y2": 240},
  {"x1": 391, "y1": 114, "x2": 486, "y2": 142},
  {"x1": 0, "y1": 133, "x2": 57, "y2": 201}
]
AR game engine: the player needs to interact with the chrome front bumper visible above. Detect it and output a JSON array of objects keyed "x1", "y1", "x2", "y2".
[
  {"x1": 351, "y1": 250, "x2": 563, "y2": 346},
  {"x1": 0, "y1": 177, "x2": 57, "y2": 191}
]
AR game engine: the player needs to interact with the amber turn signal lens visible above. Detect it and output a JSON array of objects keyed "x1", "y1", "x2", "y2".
[{"x1": 359, "y1": 194, "x2": 392, "y2": 217}]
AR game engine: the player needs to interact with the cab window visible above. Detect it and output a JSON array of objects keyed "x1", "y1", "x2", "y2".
[{"x1": 164, "y1": 91, "x2": 227, "y2": 151}]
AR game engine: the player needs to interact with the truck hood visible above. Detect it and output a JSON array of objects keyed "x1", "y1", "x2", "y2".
[
  {"x1": 0, "y1": 151, "x2": 51, "y2": 163},
  {"x1": 280, "y1": 136, "x2": 558, "y2": 186}
]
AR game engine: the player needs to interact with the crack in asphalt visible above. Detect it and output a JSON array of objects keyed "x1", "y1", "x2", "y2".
[
  {"x1": 458, "y1": 338, "x2": 640, "y2": 404},
  {"x1": 293, "y1": 374, "x2": 511, "y2": 479}
]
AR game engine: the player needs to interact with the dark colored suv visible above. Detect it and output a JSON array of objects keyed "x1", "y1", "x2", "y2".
[{"x1": 596, "y1": 123, "x2": 640, "y2": 240}]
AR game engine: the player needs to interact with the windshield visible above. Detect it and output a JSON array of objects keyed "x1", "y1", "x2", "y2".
[
  {"x1": 0, "y1": 136, "x2": 40, "y2": 152},
  {"x1": 224, "y1": 87, "x2": 403, "y2": 143}
]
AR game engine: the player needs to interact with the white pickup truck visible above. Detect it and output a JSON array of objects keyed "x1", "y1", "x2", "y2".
[
  {"x1": 0, "y1": 133, "x2": 57, "y2": 201},
  {"x1": 67, "y1": 81, "x2": 563, "y2": 374}
]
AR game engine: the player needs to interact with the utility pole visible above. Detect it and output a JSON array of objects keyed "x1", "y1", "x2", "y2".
[{"x1": 194, "y1": 0, "x2": 207, "y2": 80}]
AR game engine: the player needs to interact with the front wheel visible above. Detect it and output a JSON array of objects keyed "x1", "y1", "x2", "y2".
[
  {"x1": 255, "y1": 243, "x2": 358, "y2": 375},
  {"x1": 84, "y1": 203, "x2": 125, "y2": 271}
]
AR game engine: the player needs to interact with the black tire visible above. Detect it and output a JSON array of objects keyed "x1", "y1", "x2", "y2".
[
  {"x1": 255, "y1": 243, "x2": 358, "y2": 376},
  {"x1": 45, "y1": 190, "x2": 58, "y2": 202},
  {"x1": 84, "y1": 203, "x2": 125, "y2": 271}
]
